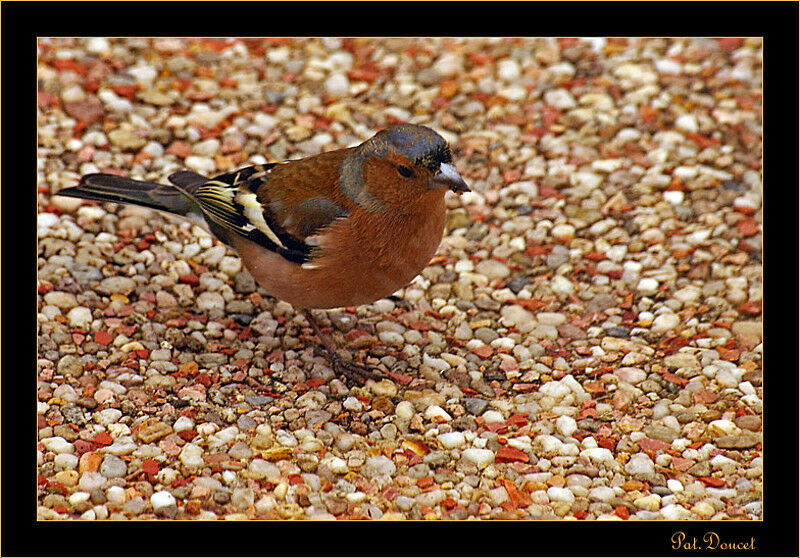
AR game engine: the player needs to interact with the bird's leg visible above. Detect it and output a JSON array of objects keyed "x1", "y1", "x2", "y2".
[
  {"x1": 300, "y1": 308, "x2": 383, "y2": 384},
  {"x1": 387, "y1": 294, "x2": 413, "y2": 311}
]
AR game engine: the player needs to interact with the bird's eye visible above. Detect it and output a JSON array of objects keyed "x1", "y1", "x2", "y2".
[{"x1": 397, "y1": 165, "x2": 414, "y2": 178}]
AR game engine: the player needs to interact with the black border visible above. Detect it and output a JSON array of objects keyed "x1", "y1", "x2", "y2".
[{"x1": 11, "y1": 1, "x2": 797, "y2": 557}]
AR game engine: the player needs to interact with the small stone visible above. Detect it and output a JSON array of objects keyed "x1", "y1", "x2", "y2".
[
  {"x1": 734, "y1": 415, "x2": 761, "y2": 431},
  {"x1": 185, "y1": 155, "x2": 216, "y2": 174},
  {"x1": 461, "y1": 448, "x2": 494, "y2": 469},
  {"x1": 547, "y1": 486, "x2": 575, "y2": 503},
  {"x1": 41, "y1": 436, "x2": 74, "y2": 454},
  {"x1": 555, "y1": 415, "x2": 577, "y2": 437},
  {"x1": 232, "y1": 488, "x2": 255, "y2": 510},
  {"x1": 614, "y1": 367, "x2": 646, "y2": 385},
  {"x1": 57, "y1": 354, "x2": 84, "y2": 377},
  {"x1": 438, "y1": 432, "x2": 466, "y2": 449},
  {"x1": 99, "y1": 454, "x2": 127, "y2": 478},
  {"x1": 67, "y1": 306, "x2": 93, "y2": 328},
  {"x1": 476, "y1": 260, "x2": 511, "y2": 280},
  {"x1": 651, "y1": 313, "x2": 680, "y2": 333},
  {"x1": 636, "y1": 278, "x2": 659, "y2": 295},
  {"x1": 98, "y1": 276, "x2": 136, "y2": 295},
  {"x1": 151, "y1": 490, "x2": 177, "y2": 516},
  {"x1": 108, "y1": 128, "x2": 147, "y2": 151},
  {"x1": 675, "y1": 114, "x2": 699, "y2": 134},
  {"x1": 501, "y1": 304, "x2": 536, "y2": 332},
  {"x1": 44, "y1": 291, "x2": 78, "y2": 310},
  {"x1": 644, "y1": 424, "x2": 679, "y2": 443},
  {"x1": 179, "y1": 443, "x2": 205, "y2": 469},
  {"x1": 624, "y1": 453, "x2": 655, "y2": 479},
  {"x1": 137, "y1": 89, "x2": 174, "y2": 106},
  {"x1": 362, "y1": 455, "x2": 396, "y2": 478},
  {"x1": 716, "y1": 434, "x2": 760, "y2": 450},
  {"x1": 321, "y1": 72, "x2": 349, "y2": 98}
]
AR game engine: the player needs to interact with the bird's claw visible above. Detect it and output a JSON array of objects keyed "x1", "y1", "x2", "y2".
[{"x1": 313, "y1": 345, "x2": 384, "y2": 384}]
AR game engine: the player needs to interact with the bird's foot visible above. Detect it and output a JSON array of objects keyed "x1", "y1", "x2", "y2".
[
  {"x1": 301, "y1": 308, "x2": 384, "y2": 385},
  {"x1": 312, "y1": 345, "x2": 384, "y2": 385},
  {"x1": 387, "y1": 295, "x2": 413, "y2": 311}
]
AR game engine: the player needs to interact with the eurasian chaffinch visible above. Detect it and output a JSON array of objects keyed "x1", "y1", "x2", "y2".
[{"x1": 57, "y1": 123, "x2": 469, "y2": 381}]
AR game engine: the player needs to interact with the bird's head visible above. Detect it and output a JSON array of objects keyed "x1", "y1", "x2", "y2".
[{"x1": 340, "y1": 124, "x2": 469, "y2": 212}]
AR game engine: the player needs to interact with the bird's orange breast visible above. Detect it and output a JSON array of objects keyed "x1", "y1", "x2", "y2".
[{"x1": 231, "y1": 194, "x2": 447, "y2": 309}]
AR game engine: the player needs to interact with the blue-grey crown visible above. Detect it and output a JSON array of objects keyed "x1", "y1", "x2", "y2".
[{"x1": 375, "y1": 124, "x2": 452, "y2": 171}]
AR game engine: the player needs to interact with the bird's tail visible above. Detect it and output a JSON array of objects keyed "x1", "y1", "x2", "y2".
[{"x1": 56, "y1": 173, "x2": 199, "y2": 216}]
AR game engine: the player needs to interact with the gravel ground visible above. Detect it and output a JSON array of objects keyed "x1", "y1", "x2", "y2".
[{"x1": 37, "y1": 37, "x2": 762, "y2": 521}]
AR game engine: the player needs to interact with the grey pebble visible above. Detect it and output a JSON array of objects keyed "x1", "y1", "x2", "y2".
[
  {"x1": 464, "y1": 397, "x2": 489, "y2": 416},
  {"x1": 233, "y1": 272, "x2": 257, "y2": 294},
  {"x1": 57, "y1": 355, "x2": 84, "y2": 377},
  {"x1": 605, "y1": 326, "x2": 630, "y2": 338},
  {"x1": 100, "y1": 454, "x2": 128, "y2": 478}
]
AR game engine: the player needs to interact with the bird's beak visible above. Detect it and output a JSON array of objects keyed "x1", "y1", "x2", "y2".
[{"x1": 430, "y1": 162, "x2": 470, "y2": 193}]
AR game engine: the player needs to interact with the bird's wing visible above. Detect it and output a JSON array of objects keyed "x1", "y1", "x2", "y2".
[{"x1": 169, "y1": 163, "x2": 347, "y2": 264}]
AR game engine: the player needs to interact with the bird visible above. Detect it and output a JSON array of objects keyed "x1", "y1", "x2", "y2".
[{"x1": 56, "y1": 123, "x2": 470, "y2": 382}]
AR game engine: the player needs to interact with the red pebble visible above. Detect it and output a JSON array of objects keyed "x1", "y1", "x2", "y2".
[
  {"x1": 74, "y1": 439, "x2": 96, "y2": 454},
  {"x1": 495, "y1": 446, "x2": 529, "y2": 464},
  {"x1": 441, "y1": 497, "x2": 458, "y2": 510},
  {"x1": 737, "y1": 301, "x2": 762, "y2": 315},
  {"x1": 92, "y1": 432, "x2": 113, "y2": 447},
  {"x1": 179, "y1": 273, "x2": 200, "y2": 285},
  {"x1": 195, "y1": 373, "x2": 213, "y2": 387},
  {"x1": 661, "y1": 372, "x2": 689, "y2": 386},
  {"x1": 177, "y1": 430, "x2": 197, "y2": 441},
  {"x1": 736, "y1": 219, "x2": 759, "y2": 237},
  {"x1": 615, "y1": 506, "x2": 630, "y2": 520},
  {"x1": 698, "y1": 476, "x2": 726, "y2": 487},
  {"x1": 141, "y1": 459, "x2": 159, "y2": 477},
  {"x1": 112, "y1": 84, "x2": 137, "y2": 99}
]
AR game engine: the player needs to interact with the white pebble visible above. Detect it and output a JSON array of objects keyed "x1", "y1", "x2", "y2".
[
  {"x1": 547, "y1": 486, "x2": 575, "y2": 503},
  {"x1": 438, "y1": 431, "x2": 466, "y2": 449},
  {"x1": 424, "y1": 405, "x2": 452, "y2": 422},
  {"x1": 179, "y1": 443, "x2": 205, "y2": 469},
  {"x1": 667, "y1": 479, "x2": 684, "y2": 493},
  {"x1": 150, "y1": 490, "x2": 176, "y2": 510},
  {"x1": 555, "y1": 415, "x2": 578, "y2": 437},
  {"x1": 462, "y1": 448, "x2": 495, "y2": 469},
  {"x1": 324, "y1": 73, "x2": 349, "y2": 97},
  {"x1": 41, "y1": 437, "x2": 74, "y2": 454},
  {"x1": 675, "y1": 114, "x2": 699, "y2": 134},
  {"x1": 651, "y1": 313, "x2": 680, "y2": 333},
  {"x1": 184, "y1": 155, "x2": 216, "y2": 174},
  {"x1": 637, "y1": 278, "x2": 659, "y2": 295},
  {"x1": 663, "y1": 190, "x2": 684, "y2": 204}
]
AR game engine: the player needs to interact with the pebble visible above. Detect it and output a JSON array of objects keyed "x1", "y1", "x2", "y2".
[
  {"x1": 185, "y1": 155, "x2": 216, "y2": 174},
  {"x1": 98, "y1": 276, "x2": 136, "y2": 295},
  {"x1": 476, "y1": 260, "x2": 510, "y2": 280},
  {"x1": 438, "y1": 432, "x2": 466, "y2": 449},
  {"x1": 624, "y1": 453, "x2": 655, "y2": 479},
  {"x1": 99, "y1": 454, "x2": 127, "y2": 478},
  {"x1": 651, "y1": 313, "x2": 680, "y2": 333},
  {"x1": 555, "y1": 415, "x2": 578, "y2": 437},
  {"x1": 179, "y1": 444, "x2": 205, "y2": 469},
  {"x1": 324, "y1": 73, "x2": 350, "y2": 97},
  {"x1": 151, "y1": 490, "x2": 177, "y2": 515},
  {"x1": 461, "y1": 448, "x2": 495, "y2": 469},
  {"x1": 362, "y1": 455, "x2": 396, "y2": 478},
  {"x1": 547, "y1": 486, "x2": 574, "y2": 503},
  {"x1": 614, "y1": 367, "x2": 646, "y2": 385}
]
